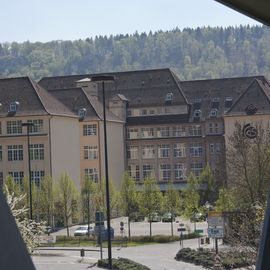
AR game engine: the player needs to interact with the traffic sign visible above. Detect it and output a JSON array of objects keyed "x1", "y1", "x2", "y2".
[
  {"x1": 207, "y1": 211, "x2": 224, "y2": 227},
  {"x1": 195, "y1": 229, "x2": 204, "y2": 234},
  {"x1": 207, "y1": 227, "x2": 224, "y2": 238},
  {"x1": 177, "y1": 228, "x2": 186, "y2": 232}
]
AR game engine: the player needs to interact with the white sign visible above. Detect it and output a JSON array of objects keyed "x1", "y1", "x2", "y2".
[
  {"x1": 207, "y1": 227, "x2": 224, "y2": 238},
  {"x1": 207, "y1": 216, "x2": 224, "y2": 227},
  {"x1": 207, "y1": 211, "x2": 224, "y2": 227}
]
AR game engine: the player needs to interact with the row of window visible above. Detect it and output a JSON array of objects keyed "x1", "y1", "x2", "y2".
[
  {"x1": 127, "y1": 123, "x2": 222, "y2": 140},
  {"x1": 0, "y1": 119, "x2": 44, "y2": 135},
  {"x1": 127, "y1": 143, "x2": 222, "y2": 159},
  {"x1": 7, "y1": 170, "x2": 45, "y2": 186},
  {"x1": 127, "y1": 125, "x2": 202, "y2": 139},
  {"x1": 128, "y1": 162, "x2": 203, "y2": 181},
  {"x1": 0, "y1": 144, "x2": 44, "y2": 161}
]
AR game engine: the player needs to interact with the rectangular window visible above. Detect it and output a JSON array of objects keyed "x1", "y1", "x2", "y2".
[
  {"x1": 210, "y1": 143, "x2": 222, "y2": 154},
  {"x1": 30, "y1": 170, "x2": 45, "y2": 186},
  {"x1": 208, "y1": 122, "x2": 219, "y2": 134},
  {"x1": 142, "y1": 145, "x2": 155, "y2": 159},
  {"x1": 30, "y1": 144, "x2": 44, "y2": 160},
  {"x1": 158, "y1": 144, "x2": 170, "y2": 158},
  {"x1": 143, "y1": 164, "x2": 154, "y2": 179},
  {"x1": 172, "y1": 126, "x2": 186, "y2": 137},
  {"x1": 174, "y1": 163, "x2": 186, "y2": 180},
  {"x1": 27, "y1": 119, "x2": 44, "y2": 133},
  {"x1": 127, "y1": 128, "x2": 139, "y2": 139},
  {"x1": 84, "y1": 146, "x2": 98, "y2": 160},
  {"x1": 159, "y1": 164, "x2": 171, "y2": 181},
  {"x1": 83, "y1": 124, "x2": 97, "y2": 136},
  {"x1": 190, "y1": 162, "x2": 203, "y2": 176},
  {"x1": 189, "y1": 125, "x2": 202, "y2": 136},
  {"x1": 0, "y1": 145, "x2": 2, "y2": 161},
  {"x1": 173, "y1": 143, "x2": 186, "y2": 158},
  {"x1": 127, "y1": 146, "x2": 139, "y2": 159},
  {"x1": 141, "y1": 127, "x2": 154, "y2": 138},
  {"x1": 8, "y1": 171, "x2": 24, "y2": 186},
  {"x1": 7, "y1": 120, "x2": 22, "y2": 134},
  {"x1": 0, "y1": 122, "x2": 2, "y2": 134},
  {"x1": 85, "y1": 168, "x2": 99, "y2": 183},
  {"x1": 8, "y1": 145, "x2": 23, "y2": 161},
  {"x1": 189, "y1": 143, "x2": 203, "y2": 157},
  {"x1": 157, "y1": 127, "x2": 170, "y2": 137},
  {"x1": 128, "y1": 164, "x2": 140, "y2": 181}
]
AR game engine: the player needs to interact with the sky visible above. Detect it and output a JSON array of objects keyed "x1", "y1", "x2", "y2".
[{"x1": 0, "y1": 0, "x2": 261, "y2": 43}]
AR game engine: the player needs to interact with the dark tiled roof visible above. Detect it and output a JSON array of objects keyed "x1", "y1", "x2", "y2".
[
  {"x1": 226, "y1": 79, "x2": 270, "y2": 115},
  {"x1": 49, "y1": 87, "x2": 122, "y2": 122},
  {"x1": 0, "y1": 77, "x2": 76, "y2": 117},
  {"x1": 39, "y1": 68, "x2": 188, "y2": 107},
  {"x1": 178, "y1": 75, "x2": 266, "y2": 120}
]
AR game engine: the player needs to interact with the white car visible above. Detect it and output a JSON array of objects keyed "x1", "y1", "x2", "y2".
[{"x1": 74, "y1": 225, "x2": 94, "y2": 236}]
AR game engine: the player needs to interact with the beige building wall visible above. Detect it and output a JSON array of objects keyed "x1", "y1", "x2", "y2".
[
  {"x1": 224, "y1": 114, "x2": 270, "y2": 146},
  {"x1": 99, "y1": 120, "x2": 125, "y2": 189},
  {"x1": 0, "y1": 116, "x2": 51, "y2": 181},
  {"x1": 80, "y1": 120, "x2": 101, "y2": 185},
  {"x1": 50, "y1": 116, "x2": 81, "y2": 187}
]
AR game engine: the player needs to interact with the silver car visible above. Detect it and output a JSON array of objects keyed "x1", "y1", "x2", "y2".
[{"x1": 74, "y1": 225, "x2": 94, "y2": 236}]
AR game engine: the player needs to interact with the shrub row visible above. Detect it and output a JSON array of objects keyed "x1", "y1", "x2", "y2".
[
  {"x1": 175, "y1": 248, "x2": 251, "y2": 269},
  {"x1": 98, "y1": 258, "x2": 150, "y2": 270}
]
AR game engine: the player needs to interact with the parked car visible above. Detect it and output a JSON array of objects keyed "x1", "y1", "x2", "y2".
[
  {"x1": 162, "y1": 212, "x2": 175, "y2": 222},
  {"x1": 148, "y1": 212, "x2": 161, "y2": 222},
  {"x1": 190, "y1": 212, "x2": 206, "y2": 222},
  {"x1": 74, "y1": 225, "x2": 94, "y2": 236}
]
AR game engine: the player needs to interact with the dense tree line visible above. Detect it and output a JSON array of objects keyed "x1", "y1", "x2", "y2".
[{"x1": 0, "y1": 25, "x2": 270, "y2": 80}]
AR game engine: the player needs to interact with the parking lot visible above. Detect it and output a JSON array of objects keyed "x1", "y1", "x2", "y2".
[{"x1": 52, "y1": 216, "x2": 208, "y2": 237}]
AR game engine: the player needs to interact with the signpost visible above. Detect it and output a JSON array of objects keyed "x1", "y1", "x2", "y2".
[
  {"x1": 178, "y1": 223, "x2": 186, "y2": 248},
  {"x1": 207, "y1": 211, "x2": 224, "y2": 254}
]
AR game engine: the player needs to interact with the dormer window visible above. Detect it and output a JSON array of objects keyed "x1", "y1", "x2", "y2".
[
  {"x1": 210, "y1": 108, "x2": 218, "y2": 118},
  {"x1": 165, "y1": 92, "x2": 173, "y2": 102},
  {"x1": 78, "y1": 108, "x2": 87, "y2": 121},
  {"x1": 9, "y1": 101, "x2": 19, "y2": 113},
  {"x1": 211, "y1": 97, "x2": 220, "y2": 109},
  {"x1": 193, "y1": 109, "x2": 201, "y2": 118},
  {"x1": 225, "y1": 97, "x2": 233, "y2": 109}
]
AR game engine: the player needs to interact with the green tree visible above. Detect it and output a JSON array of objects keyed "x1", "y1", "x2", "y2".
[
  {"x1": 38, "y1": 176, "x2": 55, "y2": 226},
  {"x1": 120, "y1": 171, "x2": 139, "y2": 238},
  {"x1": 215, "y1": 187, "x2": 235, "y2": 211},
  {"x1": 163, "y1": 180, "x2": 181, "y2": 236},
  {"x1": 81, "y1": 175, "x2": 98, "y2": 234},
  {"x1": 55, "y1": 172, "x2": 78, "y2": 236},
  {"x1": 227, "y1": 121, "x2": 270, "y2": 209},
  {"x1": 182, "y1": 173, "x2": 200, "y2": 218},
  {"x1": 198, "y1": 164, "x2": 215, "y2": 204},
  {"x1": 139, "y1": 177, "x2": 163, "y2": 237}
]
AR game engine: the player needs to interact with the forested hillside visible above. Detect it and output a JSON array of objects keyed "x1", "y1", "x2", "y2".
[{"x1": 1, "y1": 25, "x2": 270, "y2": 80}]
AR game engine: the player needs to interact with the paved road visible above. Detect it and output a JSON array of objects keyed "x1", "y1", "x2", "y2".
[{"x1": 33, "y1": 238, "x2": 223, "y2": 270}]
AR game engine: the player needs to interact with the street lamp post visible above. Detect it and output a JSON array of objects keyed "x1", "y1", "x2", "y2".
[
  {"x1": 90, "y1": 75, "x2": 115, "y2": 270},
  {"x1": 22, "y1": 122, "x2": 35, "y2": 220}
]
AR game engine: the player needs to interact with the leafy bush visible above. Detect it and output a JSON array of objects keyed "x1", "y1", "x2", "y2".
[
  {"x1": 98, "y1": 257, "x2": 150, "y2": 270},
  {"x1": 175, "y1": 248, "x2": 252, "y2": 269}
]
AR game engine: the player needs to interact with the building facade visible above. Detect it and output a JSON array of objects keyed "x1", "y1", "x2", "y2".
[{"x1": 1, "y1": 69, "x2": 268, "y2": 192}]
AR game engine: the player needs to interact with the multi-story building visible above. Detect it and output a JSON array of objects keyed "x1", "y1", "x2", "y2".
[
  {"x1": 39, "y1": 68, "x2": 269, "y2": 191},
  {"x1": 0, "y1": 69, "x2": 268, "y2": 192},
  {"x1": 0, "y1": 77, "x2": 81, "y2": 188}
]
